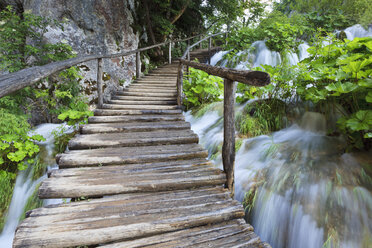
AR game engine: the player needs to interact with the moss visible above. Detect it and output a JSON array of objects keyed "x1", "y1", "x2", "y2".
[
  {"x1": 31, "y1": 159, "x2": 48, "y2": 181},
  {"x1": 0, "y1": 171, "x2": 16, "y2": 232},
  {"x1": 19, "y1": 183, "x2": 43, "y2": 222},
  {"x1": 54, "y1": 131, "x2": 78, "y2": 155}
]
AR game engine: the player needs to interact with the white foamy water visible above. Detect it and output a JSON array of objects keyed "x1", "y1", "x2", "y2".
[
  {"x1": 186, "y1": 107, "x2": 372, "y2": 248},
  {"x1": 344, "y1": 24, "x2": 372, "y2": 40},
  {"x1": 0, "y1": 123, "x2": 70, "y2": 247}
]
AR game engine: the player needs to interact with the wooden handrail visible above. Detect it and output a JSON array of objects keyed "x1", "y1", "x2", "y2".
[
  {"x1": 0, "y1": 34, "x2": 204, "y2": 99},
  {"x1": 176, "y1": 37, "x2": 270, "y2": 197}
]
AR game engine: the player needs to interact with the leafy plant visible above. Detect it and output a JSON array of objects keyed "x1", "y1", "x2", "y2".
[{"x1": 183, "y1": 67, "x2": 223, "y2": 110}]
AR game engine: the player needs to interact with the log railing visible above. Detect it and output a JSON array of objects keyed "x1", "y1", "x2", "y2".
[
  {"x1": 0, "y1": 34, "x2": 203, "y2": 101},
  {"x1": 177, "y1": 35, "x2": 270, "y2": 197}
]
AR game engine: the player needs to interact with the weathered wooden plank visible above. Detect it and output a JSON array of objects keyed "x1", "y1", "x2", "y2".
[
  {"x1": 57, "y1": 143, "x2": 208, "y2": 167},
  {"x1": 97, "y1": 58, "x2": 104, "y2": 107},
  {"x1": 103, "y1": 104, "x2": 178, "y2": 110},
  {"x1": 109, "y1": 99, "x2": 176, "y2": 105},
  {"x1": 93, "y1": 108, "x2": 182, "y2": 116},
  {"x1": 68, "y1": 130, "x2": 198, "y2": 149},
  {"x1": 14, "y1": 200, "x2": 244, "y2": 247},
  {"x1": 99, "y1": 219, "x2": 253, "y2": 248},
  {"x1": 123, "y1": 88, "x2": 177, "y2": 93},
  {"x1": 179, "y1": 59, "x2": 270, "y2": 87},
  {"x1": 117, "y1": 92, "x2": 178, "y2": 98},
  {"x1": 49, "y1": 159, "x2": 212, "y2": 178},
  {"x1": 39, "y1": 167, "x2": 226, "y2": 198},
  {"x1": 111, "y1": 95, "x2": 176, "y2": 101},
  {"x1": 88, "y1": 114, "x2": 184, "y2": 123},
  {"x1": 80, "y1": 121, "x2": 190, "y2": 133}
]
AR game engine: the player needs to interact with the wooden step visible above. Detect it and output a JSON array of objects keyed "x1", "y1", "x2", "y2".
[
  {"x1": 39, "y1": 164, "x2": 225, "y2": 198},
  {"x1": 88, "y1": 114, "x2": 184, "y2": 123},
  {"x1": 117, "y1": 91, "x2": 177, "y2": 97},
  {"x1": 123, "y1": 88, "x2": 177, "y2": 93},
  {"x1": 129, "y1": 84, "x2": 176, "y2": 89},
  {"x1": 93, "y1": 109, "x2": 182, "y2": 116},
  {"x1": 15, "y1": 188, "x2": 244, "y2": 247},
  {"x1": 99, "y1": 219, "x2": 260, "y2": 248},
  {"x1": 111, "y1": 95, "x2": 176, "y2": 101},
  {"x1": 102, "y1": 104, "x2": 178, "y2": 110},
  {"x1": 81, "y1": 121, "x2": 191, "y2": 134},
  {"x1": 108, "y1": 99, "x2": 176, "y2": 105},
  {"x1": 56, "y1": 143, "x2": 208, "y2": 168},
  {"x1": 68, "y1": 130, "x2": 199, "y2": 149}
]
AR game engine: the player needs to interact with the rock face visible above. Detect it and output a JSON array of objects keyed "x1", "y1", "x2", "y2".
[{"x1": 22, "y1": 0, "x2": 139, "y2": 103}]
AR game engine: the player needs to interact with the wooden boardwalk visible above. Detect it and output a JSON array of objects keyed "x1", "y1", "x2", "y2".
[{"x1": 13, "y1": 54, "x2": 270, "y2": 247}]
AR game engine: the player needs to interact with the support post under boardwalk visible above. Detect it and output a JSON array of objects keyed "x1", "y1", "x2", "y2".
[
  {"x1": 222, "y1": 78, "x2": 235, "y2": 197},
  {"x1": 97, "y1": 58, "x2": 104, "y2": 108}
]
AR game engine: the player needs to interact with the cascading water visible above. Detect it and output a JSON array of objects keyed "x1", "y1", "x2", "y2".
[
  {"x1": 192, "y1": 25, "x2": 372, "y2": 248},
  {"x1": 0, "y1": 123, "x2": 71, "y2": 247}
]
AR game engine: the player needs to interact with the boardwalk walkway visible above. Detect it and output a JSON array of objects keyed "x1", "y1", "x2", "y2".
[{"x1": 13, "y1": 51, "x2": 270, "y2": 248}]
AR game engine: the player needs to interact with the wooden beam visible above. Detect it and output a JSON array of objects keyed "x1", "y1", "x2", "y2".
[
  {"x1": 136, "y1": 52, "x2": 141, "y2": 79},
  {"x1": 169, "y1": 42, "x2": 172, "y2": 64},
  {"x1": 222, "y1": 79, "x2": 235, "y2": 197},
  {"x1": 97, "y1": 58, "x2": 104, "y2": 108},
  {"x1": 179, "y1": 59, "x2": 270, "y2": 87},
  {"x1": 177, "y1": 62, "x2": 184, "y2": 107}
]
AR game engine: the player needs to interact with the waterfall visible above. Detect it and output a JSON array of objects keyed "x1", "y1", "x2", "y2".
[
  {"x1": 191, "y1": 25, "x2": 372, "y2": 247},
  {"x1": 344, "y1": 24, "x2": 372, "y2": 40},
  {"x1": 0, "y1": 123, "x2": 71, "y2": 247},
  {"x1": 186, "y1": 108, "x2": 372, "y2": 248}
]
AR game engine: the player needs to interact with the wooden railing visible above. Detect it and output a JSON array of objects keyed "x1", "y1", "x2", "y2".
[
  {"x1": 0, "y1": 34, "x2": 203, "y2": 102},
  {"x1": 176, "y1": 34, "x2": 270, "y2": 197}
]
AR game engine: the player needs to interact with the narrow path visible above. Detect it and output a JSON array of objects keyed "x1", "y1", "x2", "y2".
[{"x1": 13, "y1": 52, "x2": 270, "y2": 247}]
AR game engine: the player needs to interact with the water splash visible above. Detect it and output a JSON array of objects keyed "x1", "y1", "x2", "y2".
[{"x1": 0, "y1": 123, "x2": 70, "y2": 247}]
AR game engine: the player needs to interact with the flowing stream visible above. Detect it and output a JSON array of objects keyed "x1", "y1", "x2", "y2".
[
  {"x1": 185, "y1": 24, "x2": 372, "y2": 248},
  {"x1": 0, "y1": 124, "x2": 71, "y2": 247}
]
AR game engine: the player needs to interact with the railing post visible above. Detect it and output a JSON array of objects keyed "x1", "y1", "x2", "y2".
[
  {"x1": 97, "y1": 58, "x2": 104, "y2": 108},
  {"x1": 187, "y1": 50, "x2": 191, "y2": 82},
  {"x1": 222, "y1": 78, "x2": 235, "y2": 197},
  {"x1": 177, "y1": 61, "x2": 184, "y2": 107},
  {"x1": 136, "y1": 52, "x2": 141, "y2": 79},
  {"x1": 169, "y1": 42, "x2": 172, "y2": 64},
  {"x1": 208, "y1": 37, "x2": 212, "y2": 64}
]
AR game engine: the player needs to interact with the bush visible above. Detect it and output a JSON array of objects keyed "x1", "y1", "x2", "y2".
[{"x1": 183, "y1": 68, "x2": 224, "y2": 110}]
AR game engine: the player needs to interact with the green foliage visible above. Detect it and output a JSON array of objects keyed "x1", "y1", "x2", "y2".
[
  {"x1": 295, "y1": 36, "x2": 372, "y2": 149},
  {"x1": 183, "y1": 68, "x2": 223, "y2": 110},
  {"x1": 19, "y1": 183, "x2": 43, "y2": 222},
  {"x1": 262, "y1": 22, "x2": 302, "y2": 52},
  {"x1": 0, "y1": 170, "x2": 15, "y2": 231},
  {"x1": 58, "y1": 109, "x2": 93, "y2": 126},
  {"x1": 0, "y1": 109, "x2": 45, "y2": 172}
]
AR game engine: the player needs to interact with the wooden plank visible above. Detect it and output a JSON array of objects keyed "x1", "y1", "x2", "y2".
[
  {"x1": 179, "y1": 59, "x2": 270, "y2": 87},
  {"x1": 68, "y1": 130, "x2": 199, "y2": 149},
  {"x1": 111, "y1": 95, "x2": 177, "y2": 101},
  {"x1": 123, "y1": 88, "x2": 177, "y2": 93},
  {"x1": 56, "y1": 143, "x2": 208, "y2": 168},
  {"x1": 117, "y1": 92, "x2": 178, "y2": 97},
  {"x1": 39, "y1": 167, "x2": 226, "y2": 198},
  {"x1": 99, "y1": 219, "x2": 253, "y2": 248},
  {"x1": 80, "y1": 121, "x2": 191, "y2": 134},
  {"x1": 102, "y1": 104, "x2": 178, "y2": 110},
  {"x1": 14, "y1": 194, "x2": 244, "y2": 247},
  {"x1": 109, "y1": 99, "x2": 176, "y2": 105},
  {"x1": 93, "y1": 109, "x2": 182, "y2": 116},
  {"x1": 88, "y1": 114, "x2": 184, "y2": 123}
]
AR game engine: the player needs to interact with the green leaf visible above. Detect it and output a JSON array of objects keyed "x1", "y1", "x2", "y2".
[
  {"x1": 325, "y1": 82, "x2": 359, "y2": 95},
  {"x1": 358, "y1": 79, "x2": 372, "y2": 88},
  {"x1": 366, "y1": 91, "x2": 372, "y2": 103},
  {"x1": 346, "y1": 110, "x2": 372, "y2": 131}
]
